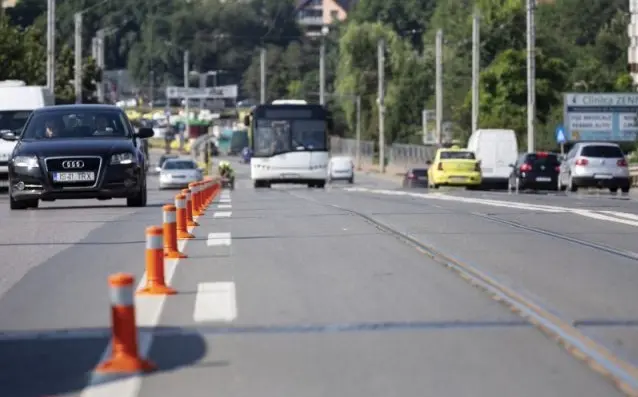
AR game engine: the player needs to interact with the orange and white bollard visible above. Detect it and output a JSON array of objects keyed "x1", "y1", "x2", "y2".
[
  {"x1": 163, "y1": 204, "x2": 187, "y2": 258},
  {"x1": 189, "y1": 182, "x2": 202, "y2": 217},
  {"x1": 204, "y1": 179, "x2": 213, "y2": 205},
  {"x1": 181, "y1": 188, "x2": 198, "y2": 227},
  {"x1": 137, "y1": 226, "x2": 177, "y2": 296},
  {"x1": 175, "y1": 194, "x2": 195, "y2": 239},
  {"x1": 203, "y1": 179, "x2": 211, "y2": 205},
  {"x1": 95, "y1": 273, "x2": 156, "y2": 374}
]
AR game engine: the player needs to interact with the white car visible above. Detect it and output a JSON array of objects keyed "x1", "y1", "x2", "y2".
[
  {"x1": 328, "y1": 156, "x2": 354, "y2": 184},
  {"x1": 158, "y1": 158, "x2": 203, "y2": 190}
]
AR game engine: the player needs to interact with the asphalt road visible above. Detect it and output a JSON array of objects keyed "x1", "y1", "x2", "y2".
[{"x1": 0, "y1": 153, "x2": 637, "y2": 396}]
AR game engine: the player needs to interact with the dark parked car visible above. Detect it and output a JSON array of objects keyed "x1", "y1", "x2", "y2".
[
  {"x1": 402, "y1": 167, "x2": 429, "y2": 188},
  {"x1": 508, "y1": 152, "x2": 561, "y2": 191},
  {"x1": 3, "y1": 104, "x2": 153, "y2": 210}
]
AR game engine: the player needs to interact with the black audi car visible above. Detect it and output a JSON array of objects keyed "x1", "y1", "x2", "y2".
[{"x1": 1, "y1": 104, "x2": 154, "y2": 210}]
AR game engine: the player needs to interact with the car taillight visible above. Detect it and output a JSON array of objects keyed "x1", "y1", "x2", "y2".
[
  {"x1": 437, "y1": 162, "x2": 443, "y2": 171},
  {"x1": 407, "y1": 172, "x2": 415, "y2": 179},
  {"x1": 575, "y1": 158, "x2": 588, "y2": 166},
  {"x1": 520, "y1": 163, "x2": 532, "y2": 172},
  {"x1": 617, "y1": 159, "x2": 628, "y2": 167},
  {"x1": 555, "y1": 166, "x2": 560, "y2": 172}
]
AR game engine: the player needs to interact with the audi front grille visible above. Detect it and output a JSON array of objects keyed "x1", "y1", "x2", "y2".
[{"x1": 44, "y1": 156, "x2": 103, "y2": 189}]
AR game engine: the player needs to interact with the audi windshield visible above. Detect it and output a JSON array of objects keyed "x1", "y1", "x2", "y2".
[{"x1": 21, "y1": 109, "x2": 133, "y2": 140}]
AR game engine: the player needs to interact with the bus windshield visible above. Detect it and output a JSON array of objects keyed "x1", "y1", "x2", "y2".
[{"x1": 253, "y1": 119, "x2": 327, "y2": 156}]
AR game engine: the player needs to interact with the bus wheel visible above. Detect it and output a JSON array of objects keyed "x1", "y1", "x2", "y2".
[{"x1": 316, "y1": 181, "x2": 325, "y2": 189}]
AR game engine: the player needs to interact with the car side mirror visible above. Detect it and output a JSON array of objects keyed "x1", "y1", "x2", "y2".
[
  {"x1": 136, "y1": 127, "x2": 154, "y2": 139},
  {"x1": 1, "y1": 130, "x2": 17, "y2": 141},
  {"x1": 243, "y1": 115, "x2": 250, "y2": 126},
  {"x1": 508, "y1": 163, "x2": 515, "y2": 168}
]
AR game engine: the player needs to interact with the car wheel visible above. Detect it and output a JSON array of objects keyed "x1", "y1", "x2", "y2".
[
  {"x1": 127, "y1": 180, "x2": 148, "y2": 207},
  {"x1": 568, "y1": 176, "x2": 578, "y2": 192},
  {"x1": 621, "y1": 186, "x2": 630, "y2": 194},
  {"x1": 316, "y1": 181, "x2": 326, "y2": 189},
  {"x1": 348, "y1": 177, "x2": 354, "y2": 184},
  {"x1": 9, "y1": 189, "x2": 28, "y2": 210},
  {"x1": 609, "y1": 187, "x2": 618, "y2": 193}
]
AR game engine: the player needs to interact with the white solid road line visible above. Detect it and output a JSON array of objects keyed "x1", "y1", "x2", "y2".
[
  {"x1": 219, "y1": 198, "x2": 231, "y2": 203},
  {"x1": 217, "y1": 204, "x2": 232, "y2": 209},
  {"x1": 213, "y1": 211, "x2": 232, "y2": 218},
  {"x1": 344, "y1": 187, "x2": 638, "y2": 227},
  {"x1": 80, "y1": 229, "x2": 192, "y2": 397},
  {"x1": 193, "y1": 282, "x2": 237, "y2": 322},
  {"x1": 599, "y1": 211, "x2": 638, "y2": 222},
  {"x1": 572, "y1": 210, "x2": 638, "y2": 227},
  {"x1": 207, "y1": 232, "x2": 231, "y2": 246}
]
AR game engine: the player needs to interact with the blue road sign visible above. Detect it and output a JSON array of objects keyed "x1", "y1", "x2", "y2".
[
  {"x1": 563, "y1": 93, "x2": 638, "y2": 142},
  {"x1": 555, "y1": 125, "x2": 566, "y2": 143}
]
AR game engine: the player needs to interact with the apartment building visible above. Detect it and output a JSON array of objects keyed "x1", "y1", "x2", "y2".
[{"x1": 296, "y1": 0, "x2": 355, "y2": 35}]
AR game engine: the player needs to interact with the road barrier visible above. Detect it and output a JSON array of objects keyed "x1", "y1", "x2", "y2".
[
  {"x1": 95, "y1": 273, "x2": 156, "y2": 374},
  {"x1": 181, "y1": 188, "x2": 198, "y2": 227},
  {"x1": 163, "y1": 204, "x2": 187, "y2": 259},
  {"x1": 189, "y1": 182, "x2": 203, "y2": 217},
  {"x1": 137, "y1": 226, "x2": 177, "y2": 296},
  {"x1": 175, "y1": 194, "x2": 195, "y2": 240}
]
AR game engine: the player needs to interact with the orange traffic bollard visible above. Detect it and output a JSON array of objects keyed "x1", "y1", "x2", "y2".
[
  {"x1": 137, "y1": 226, "x2": 177, "y2": 296},
  {"x1": 175, "y1": 194, "x2": 195, "y2": 239},
  {"x1": 204, "y1": 179, "x2": 213, "y2": 206},
  {"x1": 181, "y1": 188, "x2": 199, "y2": 227},
  {"x1": 203, "y1": 180, "x2": 211, "y2": 205},
  {"x1": 163, "y1": 204, "x2": 187, "y2": 258},
  {"x1": 189, "y1": 182, "x2": 202, "y2": 217},
  {"x1": 95, "y1": 273, "x2": 156, "y2": 374}
]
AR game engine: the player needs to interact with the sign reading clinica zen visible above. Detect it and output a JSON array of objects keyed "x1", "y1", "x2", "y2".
[{"x1": 563, "y1": 93, "x2": 638, "y2": 142}]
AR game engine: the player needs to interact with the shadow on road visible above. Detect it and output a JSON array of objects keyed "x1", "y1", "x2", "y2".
[{"x1": 0, "y1": 326, "x2": 207, "y2": 397}]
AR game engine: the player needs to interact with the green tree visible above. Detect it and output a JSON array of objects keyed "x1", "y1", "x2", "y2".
[{"x1": 462, "y1": 49, "x2": 567, "y2": 147}]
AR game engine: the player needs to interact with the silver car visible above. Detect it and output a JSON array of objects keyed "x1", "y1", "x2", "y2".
[
  {"x1": 558, "y1": 142, "x2": 631, "y2": 193},
  {"x1": 158, "y1": 158, "x2": 203, "y2": 190}
]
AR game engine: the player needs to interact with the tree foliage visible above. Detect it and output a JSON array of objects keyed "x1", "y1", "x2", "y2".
[
  {"x1": 5, "y1": 0, "x2": 633, "y2": 148},
  {"x1": 0, "y1": 12, "x2": 99, "y2": 104}
]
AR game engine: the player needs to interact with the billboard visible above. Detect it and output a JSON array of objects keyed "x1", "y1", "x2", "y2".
[
  {"x1": 563, "y1": 93, "x2": 638, "y2": 142},
  {"x1": 165, "y1": 85, "x2": 238, "y2": 99}
]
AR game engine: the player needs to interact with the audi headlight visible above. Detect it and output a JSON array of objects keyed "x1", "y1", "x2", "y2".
[
  {"x1": 13, "y1": 155, "x2": 39, "y2": 168},
  {"x1": 110, "y1": 152, "x2": 135, "y2": 165}
]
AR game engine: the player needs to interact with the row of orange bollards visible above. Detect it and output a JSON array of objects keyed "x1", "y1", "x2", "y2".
[{"x1": 95, "y1": 177, "x2": 222, "y2": 375}]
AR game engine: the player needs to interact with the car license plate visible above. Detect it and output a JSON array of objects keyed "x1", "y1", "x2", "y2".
[
  {"x1": 451, "y1": 176, "x2": 466, "y2": 182},
  {"x1": 281, "y1": 173, "x2": 299, "y2": 179},
  {"x1": 536, "y1": 177, "x2": 551, "y2": 182},
  {"x1": 53, "y1": 172, "x2": 95, "y2": 182},
  {"x1": 594, "y1": 174, "x2": 612, "y2": 179},
  {"x1": 417, "y1": 177, "x2": 427, "y2": 180}
]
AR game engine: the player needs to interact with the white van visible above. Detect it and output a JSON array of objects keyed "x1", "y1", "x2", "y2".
[
  {"x1": 0, "y1": 82, "x2": 54, "y2": 188},
  {"x1": 467, "y1": 129, "x2": 518, "y2": 188}
]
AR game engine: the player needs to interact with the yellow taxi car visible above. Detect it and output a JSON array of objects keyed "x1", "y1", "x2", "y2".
[{"x1": 427, "y1": 146, "x2": 482, "y2": 189}]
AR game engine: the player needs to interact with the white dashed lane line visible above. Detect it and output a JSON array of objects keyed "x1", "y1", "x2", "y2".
[{"x1": 193, "y1": 282, "x2": 237, "y2": 322}]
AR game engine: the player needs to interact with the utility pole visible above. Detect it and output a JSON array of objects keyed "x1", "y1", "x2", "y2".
[
  {"x1": 319, "y1": 36, "x2": 325, "y2": 105},
  {"x1": 355, "y1": 95, "x2": 361, "y2": 170},
  {"x1": 526, "y1": 0, "x2": 536, "y2": 152},
  {"x1": 74, "y1": 12, "x2": 83, "y2": 104},
  {"x1": 96, "y1": 30, "x2": 105, "y2": 103},
  {"x1": 199, "y1": 73, "x2": 206, "y2": 110},
  {"x1": 182, "y1": 50, "x2": 190, "y2": 153},
  {"x1": 377, "y1": 38, "x2": 385, "y2": 174},
  {"x1": 472, "y1": 10, "x2": 480, "y2": 135},
  {"x1": 46, "y1": 0, "x2": 56, "y2": 96},
  {"x1": 260, "y1": 47, "x2": 266, "y2": 104},
  {"x1": 435, "y1": 29, "x2": 443, "y2": 145}
]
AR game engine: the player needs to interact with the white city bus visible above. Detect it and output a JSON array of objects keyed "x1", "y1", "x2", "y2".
[{"x1": 243, "y1": 102, "x2": 332, "y2": 188}]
